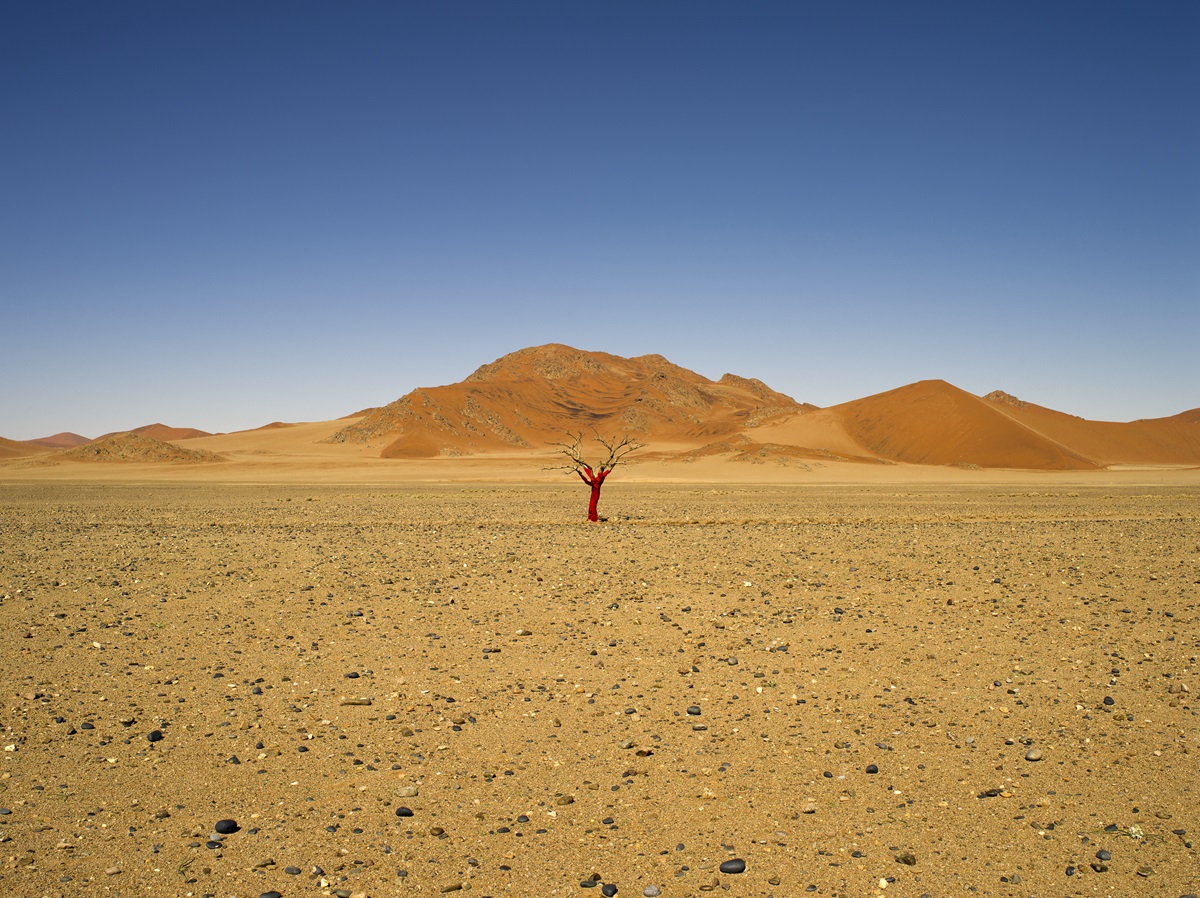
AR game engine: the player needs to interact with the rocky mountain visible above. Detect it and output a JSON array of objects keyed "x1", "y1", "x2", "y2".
[{"x1": 328, "y1": 344, "x2": 810, "y2": 458}]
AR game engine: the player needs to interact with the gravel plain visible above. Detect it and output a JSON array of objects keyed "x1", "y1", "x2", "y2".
[{"x1": 1, "y1": 482, "x2": 1197, "y2": 898}]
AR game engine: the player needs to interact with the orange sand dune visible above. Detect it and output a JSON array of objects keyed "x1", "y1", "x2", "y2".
[
  {"x1": 0, "y1": 436, "x2": 51, "y2": 460},
  {"x1": 983, "y1": 392, "x2": 1200, "y2": 466},
  {"x1": 743, "y1": 407, "x2": 881, "y2": 462},
  {"x1": 830, "y1": 380, "x2": 1099, "y2": 470},
  {"x1": 24, "y1": 431, "x2": 91, "y2": 449}
]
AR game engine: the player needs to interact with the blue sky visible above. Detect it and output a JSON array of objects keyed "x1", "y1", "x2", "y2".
[{"x1": 3, "y1": 1, "x2": 1197, "y2": 439}]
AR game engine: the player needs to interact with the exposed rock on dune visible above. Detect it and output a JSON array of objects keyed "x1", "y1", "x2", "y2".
[
  {"x1": 48, "y1": 432, "x2": 226, "y2": 464},
  {"x1": 329, "y1": 344, "x2": 807, "y2": 458}
]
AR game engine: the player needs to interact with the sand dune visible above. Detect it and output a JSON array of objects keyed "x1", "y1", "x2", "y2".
[
  {"x1": 983, "y1": 391, "x2": 1200, "y2": 466},
  {"x1": 0, "y1": 436, "x2": 51, "y2": 460},
  {"x1": 24, "y1": 431, "x2": 91, "y2": 449},
  {"x1": 829, "y1": 380, "x2": 1099, "y2": 470}
]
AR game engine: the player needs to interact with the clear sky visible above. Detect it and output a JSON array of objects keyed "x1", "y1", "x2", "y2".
[{"x1": 3, "y1": 1, "x2": 1197, "y2": 440}]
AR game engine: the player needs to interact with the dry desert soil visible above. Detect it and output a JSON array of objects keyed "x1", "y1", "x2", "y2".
[{"x1": 2, "y1": 479, "x2": 1198, "y2": 898}]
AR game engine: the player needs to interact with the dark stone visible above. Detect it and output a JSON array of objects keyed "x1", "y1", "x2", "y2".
[
  {"x1": 213, "y1": 819, "x2": 239, "y2": 835},
  {"x1": 719, "y1": 859, "x2": 746, "y2": 874},
  {"x1": 396, "y1": 807, "x2": 413, "y2": 817},
  {"x1": 147, "y1": 730, "x2": 163, "y2": 742},
  {"x1": 866, "y1": 764, "x2": 879, "y2": 774}
]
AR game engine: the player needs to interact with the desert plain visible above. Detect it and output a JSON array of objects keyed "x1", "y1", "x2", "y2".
[{"x1": 1, "y1": 466, "x2": 1198, "y2": 898}]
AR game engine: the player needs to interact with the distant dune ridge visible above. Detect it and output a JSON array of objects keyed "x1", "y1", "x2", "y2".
[
  {"x1": 24, "y1": 432, "x2": 91, "y2": 449},
  {"x1": 2, "y1": 344, "x2": 1197, "y2": 471},
  {"x1": 0, "y1": 436, "x2": 52, "y2": 460}
]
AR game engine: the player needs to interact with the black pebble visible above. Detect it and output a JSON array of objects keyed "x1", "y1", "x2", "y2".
[
  {"x1": 687, "y1": 706, "x2": 701, "y2": 715},
  {"x1": 214, "y1": 819, "x2": 239, "y2": 834},
  {"x1": 285, "y1": 866, "x2": 301, "y2": 874},
  {"x1": 395, "y1": 807, "x2": 413, "y2": 817},
  {"x1": 147, "y1": 730, "x2": 163, "y2": 742},
  {"x1": 719, "y1": 858, "x2": 746, "y2": 874},
  {"x1": 205, "y1": 840, "x2": 222, "y2": 849},
  {"x1": 1103, "y1": 696, "x2": 1114, "y2": 705},
  {"x1": 601, "y1": 884, "x2": 618, "y2": 896},
  {"x1": 260, "y1": 892, "x2": 282, "y2": 898},
  {"x1": 866, "y1": 764, "x2": 879, "y2": 774},
  {"x1": 81, "y1": 722, "x2": 94, "y2": 730},
  {"x1": 1096, "y1": 849, "x2": 1112, "y2": 861}
]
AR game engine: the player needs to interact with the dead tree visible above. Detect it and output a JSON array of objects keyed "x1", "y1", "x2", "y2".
[{"x1": 552, "y1": 431, "x2": 644, "y2": 522}]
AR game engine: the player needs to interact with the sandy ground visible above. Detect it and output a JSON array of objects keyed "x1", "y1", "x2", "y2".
[{"x1": 1, "y1": 479, "x2": 1198, "y2": 898}]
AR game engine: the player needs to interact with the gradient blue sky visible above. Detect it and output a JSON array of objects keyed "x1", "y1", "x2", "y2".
[{"x1": 4, "y1": 1, "x2": 1197, "y2": 440}]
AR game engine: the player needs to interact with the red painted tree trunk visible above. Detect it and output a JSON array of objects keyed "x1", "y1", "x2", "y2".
[
  {"x1": 579, "y1": 467, "x2": 609, "y2": 521},
  {"x1": 587, "y1": 480, "x2": 603, "y2": 521}
]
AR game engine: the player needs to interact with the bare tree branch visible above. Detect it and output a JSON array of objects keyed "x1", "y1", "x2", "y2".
[{"x1": 547, "y1": 429, "x2": 644, "y2": 474}]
